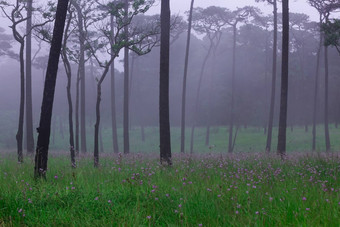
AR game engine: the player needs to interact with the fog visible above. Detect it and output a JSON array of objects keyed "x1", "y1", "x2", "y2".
[{"x1": 1, "y1": 0, "x2": 340, "y2": 153}]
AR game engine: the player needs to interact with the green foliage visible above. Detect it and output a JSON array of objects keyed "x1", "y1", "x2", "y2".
[
  {"x1": 0, "y1": 153, "x2": 338, "y2": 226},
  {"x1": 323, "y1": 19, "x2": 340, "y2": 53}
]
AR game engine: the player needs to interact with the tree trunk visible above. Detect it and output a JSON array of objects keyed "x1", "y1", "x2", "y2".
[
  {"x1": 324, "y1": 45, "x2": 331, "y2": 152},
  {"x1": 123, "y1": 0, "x2": 130, "y2": 154},
  {"x1": 110, "y1": 15, "x2": 119, "y2": 154},
  {"x1": 34, "y1": 0, "x2": 69, "y2": 178},
  {"x1": 266, "y1": 0, "x2": 278, "y2": 152},
  {"x1": 312, "y1": 16, "x2": 323, "y2": 151},
  {"x1": 94, "y1": 61, "x2": 113, "y2": 167},
  {"x1": 160, "y1": 0, "x2": 172, "y2": 165},
  {"x1": 61, "y1": 11, "x2": 76, "y2": 168},
  {"x1": 75, "y1": 68, "x2": 80, "y2": 155},
  {"x1": 180, "y1": 0, "x2": 194, "y2": 154},
  {"x1": 277, "y1": 0, "x2": 289, "y2": 157},
  {"x1": 73, "y1": 1, "x2": 87, "y2": 154},
  {"x1": 228, "y1": 25, "x2": 237, "y2": 153},
  {"x1": 189, "y1": 44, "x2": 213, "y2": 153},
  {"x1": 94, "y1": 84, "x2": 101, "y2": 167},
  {"x1": 25, "y1": 0, "x2": 34, "y2": 155},
  {"x1": 16, "y1": 41, "x2": 25, "y2": 163},
  {"x1": 128, "y1": 55, "x2": 135, "y2": 131}
]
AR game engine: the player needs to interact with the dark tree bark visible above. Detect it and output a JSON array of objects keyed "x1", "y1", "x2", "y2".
[
  {"x1": 73, "y1": 1, "x2": 87, "y2": 154},
  {"x1": 159, "y1": 0, "x2": 172, "y2": 165},
  {"x1": 266, "y1": 0, "x2": 278, "y2": 152},
  {"x1": 16, "y1": 37, "x2": 25, "y2": 163},
  {"x1": 26, "y1": 0, "x2": 34, "y2": 155},
  {"x1": 228, "y1": 25, "x2": 237, "y2": 153},
  {"x1": 277, "y1": 0, "x2": 289, "y2": 156},
  {"x1": 110, "y1": 15, "x2": 119, "y2": 154},
  {"x1": 312, "y1": 16, "x2": 323, "y2": 151},
  {"x1": 180, "y1": 0, "x2": 194, "y2": 154},
  {"x1": 34, "y1": 0, "x2": 69, "y2": 178},
  {"x1": 93, "y1": 59, "x2": 114, "y2": 167},
  {"x1": 123, "y1": 0, "x2": 130, "y2": 154}
]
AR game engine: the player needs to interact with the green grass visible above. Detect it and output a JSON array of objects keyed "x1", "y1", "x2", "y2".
[
  {"x1": 47, "y1": 124, "x2": 340, "y2": 153},
  {"x1": 0, "y1": 152, "x2": 339, "y2": 226}
]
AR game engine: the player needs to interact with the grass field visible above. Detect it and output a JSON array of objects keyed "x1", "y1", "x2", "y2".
[
  {"x1": 0, "y1": 152, "x2": 339, "y2": 226},
  {"x1": 44, "y1": 124, "x2": 340, "y2": 153}
]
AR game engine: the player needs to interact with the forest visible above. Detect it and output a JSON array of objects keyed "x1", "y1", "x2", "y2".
[{"x1": 0, "y1": 0, "x2": 339, "y2": 226}]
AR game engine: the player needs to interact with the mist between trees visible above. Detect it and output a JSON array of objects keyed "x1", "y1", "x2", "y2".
[{"x1": 0, "y1": 0, "x2": 340, "y2": 156}]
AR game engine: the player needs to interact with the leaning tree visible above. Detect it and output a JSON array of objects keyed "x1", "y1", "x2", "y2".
[
  {"x1": 224, "y1": 6, "x2": 261, "y2": 153},
  {"x1": 189, "y1": 6, "x2": 228, "y2": 154},
  {"x1": 34, "y1": 0, "x2": 70, "y2": 178}
]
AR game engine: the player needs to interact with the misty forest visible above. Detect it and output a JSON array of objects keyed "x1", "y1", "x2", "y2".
[{"x1": 0, "y1": 0, "x2": 339, "y2": 226}]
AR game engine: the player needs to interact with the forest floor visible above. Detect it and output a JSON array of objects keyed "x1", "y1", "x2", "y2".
[{"x1": 0, "y1": 152, "x2": 339, "y2": 226}]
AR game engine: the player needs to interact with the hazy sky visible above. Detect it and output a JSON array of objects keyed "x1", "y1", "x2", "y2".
[{"x1": 149, "y1": 0, "x2": 320, "y2": 21}]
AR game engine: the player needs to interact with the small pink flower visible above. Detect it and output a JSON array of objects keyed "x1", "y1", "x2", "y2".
[
  {"x1": 18, "y1": 208, "x2": 22, "y2": 213},
  {"x1": 306, "y1": 208, "x2": 310, "y2": 211},
  {"x1": 94, "y1": 197, "x2": 99, "y2": 201},
  {"x1": 302, "y1": 197, "x2": 307, "y2": 201},
  {"x1": 108, "y1": 200, "x2": 111, "y2": 203},
  {"x1": 54, "y1": 175, "x2": 58, "y2": 179},
  {"x1": 147, "y1": 216, "x2": 151, "y2": 219},
  {"x1": 235, "y1": 210, "x2": 239, "y2": 214}
]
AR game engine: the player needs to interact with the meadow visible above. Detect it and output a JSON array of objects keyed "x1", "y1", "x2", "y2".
[
  {"x1": 44, "y1": 124, "x2": 340, "y2": 153},
  {"x1": 0, "y1": 152, "x2": 339, "y2": 226}
]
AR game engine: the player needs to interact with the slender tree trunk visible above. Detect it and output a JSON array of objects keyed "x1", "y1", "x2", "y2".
[
  {"x1": 75, "y1": 68, "x2": 80, "y2": 155},
  {"x1": 312, "y1": 17, "x2": 323, "y2": 151},
  {"x1": 324, "y1": 45, "x2": 331, "y2": 152},
  {"x1": 94, "y1": 61, "x2": 113, "y2": 167},
  {"x1": 189, "y1": 44, "x2": 213, "y2": 153},
  {"x1": 26, "y1": 0, "x2": 34, "y2": 155},
  {"x1": 266, "y1": 0, "x2": 278, "y2": 152},
  {"x1": 61, "y1": 11, "x2": 76, "y2": 168},
  {"x1": 67, "y1": 74, "x2": 75, "y2": 167},
  {"x1": 110, "y1": 15, "x2": 119, "y2": 154},
  {"x1": 94, "y1": 84, "x2": 101, "y2": 167},
  {"x1": 160, "y1": 0, "x2": 172, "y2": 165},
  {"x1": 34, "y1": 0, "x2": 69, "y2": 178},
  {"x1": 228, "y1": 25, "x2": 237, "y2": 153},
  {"x1": 277, "y1": 0, "x2": 289, "y2": 156},
  {"x1": 264, "y1": 32, "x2": 269, "y2": 135},
  {"x1": 180, "y1": 0, "x2": 194, "y2": 154},
  {"x1": 128, "y1": 55, "x2": 135, "y2": 131},
  {"x1": 16, "y1": 42, "x2": 25, "y2": 163},
  {"x1": 73, "y1": 1, "x2": 87, "y2": 153},
  {"x1": 123, "y1": 0, "x2": 130, "y2": 154}
]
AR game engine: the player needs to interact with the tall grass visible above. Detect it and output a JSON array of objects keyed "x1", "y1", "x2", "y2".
[{"x1": 0, "y1": 152, "x2": 339, "y2": 226}]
